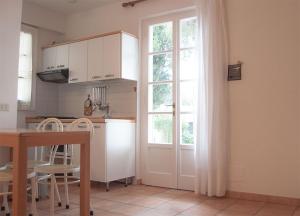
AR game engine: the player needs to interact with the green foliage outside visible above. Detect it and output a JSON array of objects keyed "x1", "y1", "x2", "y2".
[{"x1": 150, "y1": 20, "x2": 196, "y2": 144}]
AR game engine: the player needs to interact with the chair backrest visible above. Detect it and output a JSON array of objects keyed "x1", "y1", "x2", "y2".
[
  {"x1": 66, "y1": 118, "x2": 94, "y2": 165},
  {"x1": 35, "y1": 118, "x2": 64, "y2": 164}
]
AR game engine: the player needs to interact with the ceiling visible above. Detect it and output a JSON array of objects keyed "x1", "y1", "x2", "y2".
[{"x1": 24, "y1": 0, "x2": 123, "y2": 14}]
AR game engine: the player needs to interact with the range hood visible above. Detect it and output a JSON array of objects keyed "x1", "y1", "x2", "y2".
[{"x1": 37, "y1": 69, "x2": 69, "y2": 83}]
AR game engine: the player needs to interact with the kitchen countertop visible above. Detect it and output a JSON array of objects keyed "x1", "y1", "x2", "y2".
[{"x1": 25, "y1": 116, "x2": 136, "y2": 124}]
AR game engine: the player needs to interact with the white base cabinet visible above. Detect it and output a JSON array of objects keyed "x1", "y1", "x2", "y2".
[{"x1": 74, "y1": 121, "x2": 136, "y2": 186}]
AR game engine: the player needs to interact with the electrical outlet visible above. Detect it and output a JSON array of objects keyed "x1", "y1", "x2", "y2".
[{"x1": 0, "y1": 104, "x2": 9, "y2": 112}]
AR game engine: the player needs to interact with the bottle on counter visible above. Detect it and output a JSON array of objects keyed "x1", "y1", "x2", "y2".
[{"x1": 84, "y1": 94, "x2": 93, "y2": 116}]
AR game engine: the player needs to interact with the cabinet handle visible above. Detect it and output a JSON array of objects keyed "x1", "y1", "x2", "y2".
[
  {"x1": 92, "y1": 76, "x2": 101, "y2": 79},
  {"x1": 105, "y1": 74, "x2": 114, "y2": 78},
  {"x1": 70, "y1": 78, "x2": 78, "y2": 82},
  {"x1": 50, "y1": 66, "x2": 55, "y2": 69},
  {"x1": 78, "y1": 125, "x2": 87, "y2": 129},
  {"x1": 57, "y1": 65, "x2": 65, "y2": 68},
  {"x1": 94, "y1": 125, "x2": 101, "y2": 129}
]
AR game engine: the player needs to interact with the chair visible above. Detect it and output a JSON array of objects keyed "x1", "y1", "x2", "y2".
[
  {"x1": 6, "y1": 118, "x2": 65, "y2": 204},
  {"x1": 0, "y1": 167, "x2": 37, "y2": 216},
  {"x1": 34, "y1": 118, "x2": 94, "y2": 216}
]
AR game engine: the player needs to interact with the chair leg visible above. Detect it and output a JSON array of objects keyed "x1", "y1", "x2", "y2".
[
  {"x1": 50, "y1": 175, "x2": 55, "y2": 216},
  {"x1": 35, "y1": 178, "x2": 39, "y2": 202},
  {"x1": 64, "y1": 173, "x2": 70, "y2": 209},
  {"x1": 31, "y1": 177, "x2": 37, "y2": 216},
  {"x1": 53, "y1": 176, "x2": 62, "y2": 207},
  {"x1": 3, "y1": 182, "x2": 10, "y2": 215}
]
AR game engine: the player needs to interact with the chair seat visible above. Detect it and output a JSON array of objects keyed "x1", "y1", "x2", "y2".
[
  {"x1": 6, "y1": 160, "x2": 50, "y2": 169},
  {"x1": 35, "y1": 164, "x2": 80, "y2": 174},
  {"x1": 0, "y1": 168, "x2": 36, "y2": 182}
]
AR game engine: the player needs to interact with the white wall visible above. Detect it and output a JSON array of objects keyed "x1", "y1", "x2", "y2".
[
  {"x1": 22, "y1": 1, "x2": 66, "y2": 34},
  {"x1": 227, "y1": 0, "x2": 300, "y2": 199},
  {"x1": 57, "y1": 81, "x2": 137, "y2": 118},
  {"x1": 65, "y1": 0, "x2": 194, "y2": 39},
  {"x1": 0, "y1": 0, "x2": 23, "y2": 164},
  {"x1": 63, "y1": 0, "x2": 300, "y2": 199}
]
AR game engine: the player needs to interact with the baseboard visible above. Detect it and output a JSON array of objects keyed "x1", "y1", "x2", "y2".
[{"x1": 227, "y1": 191, "x2": 300, "y2": 206}]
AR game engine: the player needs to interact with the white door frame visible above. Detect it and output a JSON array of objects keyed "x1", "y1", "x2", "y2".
[{"x1": 141, "y1": 9, "x2": 196, "y2": 190}]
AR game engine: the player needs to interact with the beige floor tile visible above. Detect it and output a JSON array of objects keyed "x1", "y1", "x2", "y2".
[
  {"x1": 133, "y1": 196, "x2": 168, "y2": 208},
  {"x1": 178, "y1": 204, "x2": 221, "y2": 216},
  {"x1": 293, "y1": 208, "x2": 300, "y2": 216},
  {"x1": 223, "y1": 200, "x2": 264, "y2": 215},
  {"x1": 256, "y1": 203, "x2": 296, "y2": 216},
  {"x1": 91, "y1": 199, "x2": 123, "y2": 211},
  {"x1": 108, "y1": 203, "x2": 151, "y2": 216},
  {"x1": 140, "y1": 207, "x2": 179, "y2": 216},
  {"x1": 202, "y1": 198, "x2": 237, "y2": 210},
  {"x1": 154, "y1": 199, "x2": 196, "y2": 214}
]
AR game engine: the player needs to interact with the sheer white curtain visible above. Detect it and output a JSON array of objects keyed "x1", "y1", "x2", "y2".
[{"x1": 194, "y1": 0, "x2": 229, "y2": 197}]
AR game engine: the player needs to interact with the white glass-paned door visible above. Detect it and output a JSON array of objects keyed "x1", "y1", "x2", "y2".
[{"x1": 142, "y1": 11, "x2": 197, "y2": 190}]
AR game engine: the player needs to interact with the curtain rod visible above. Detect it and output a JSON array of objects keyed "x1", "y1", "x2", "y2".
[{"x1": 122, "y1": 0, "x2": 147, "y2": 7}]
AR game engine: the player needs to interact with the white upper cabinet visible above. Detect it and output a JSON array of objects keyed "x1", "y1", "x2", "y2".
[
  {"x1": 121, "y1": 33, "x2": 138, "y2": 81},
  {"x1": 43, "y1": 47, "x2": 57, "y2": 71},
  {"x1": 87, "y1": 37, "x2": 104, "y2": 81},
  {"x1": 56, "y1": 45, "x2": 69, "y2": 69},
  {"x1": 102, "y1": 34, "x2": 121, "y2": 80},
  {"x1": 43, "y1": 31, "x2": 138, "y2": 83},
  {"x1": 88, "y1": 32, "x2": 138, "y2": 81},
  {"x1": 69, "y1": 41, "x2": 88, "y2": 83},
  {"x1": 43, "y1": 45, "x2": 69, "y2": 71}
]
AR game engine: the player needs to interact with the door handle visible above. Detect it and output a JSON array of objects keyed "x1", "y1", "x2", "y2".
[
  {"x1": 166, "y1": 103, "x2": 176, "y2": 116},
  {"x1": 105, "y1": 74, "x2": 114, "y2": 78}
]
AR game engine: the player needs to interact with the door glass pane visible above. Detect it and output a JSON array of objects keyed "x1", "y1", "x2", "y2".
[
  {"x1": 180, "y1": 17, "x2": 197, "y2": 48},
  {"x1": 148, "y1": 114, "x2": 173, "y2": 144},
  {"x1": 149, "y1": 53, "x2": 172, "y2": 82},
  {"x1": 149, "y1": 83, "x2": 173, "y2": 112},
  {"x1": 180, "y1": 49, "x2": 197, "y2": 81},
  {"x1": 180, "y1": 114, "x2": 195, "y2": 145},
  {"x1": 149, "y1": 22, "x2": 173, "y2": 52},
  {"x1": 180, "y1": 81, "x2": 196, "y2": 112}
]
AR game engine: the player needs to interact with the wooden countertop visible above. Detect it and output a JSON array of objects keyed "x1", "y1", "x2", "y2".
[{"x1": 25, "y1": 116, "x2": 136, "y2": 124}]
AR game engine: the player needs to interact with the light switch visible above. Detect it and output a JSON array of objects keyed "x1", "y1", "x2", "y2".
[{"x1": 0, "y1": 104, "x2": 9, "y2": 112}]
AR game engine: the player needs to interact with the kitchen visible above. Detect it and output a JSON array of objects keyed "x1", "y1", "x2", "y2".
[{"x1": 1, "y1": 0, "x2": 300, "y2": 215}]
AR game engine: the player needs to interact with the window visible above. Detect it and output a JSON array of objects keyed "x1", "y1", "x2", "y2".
[{"x1": 18, "y1": 25, "x2": 36, "y2": 110}]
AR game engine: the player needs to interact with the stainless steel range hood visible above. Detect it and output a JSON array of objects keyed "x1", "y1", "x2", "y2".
[{"x1": 37, "y1": 69, "x2": 69, "y2": 83}]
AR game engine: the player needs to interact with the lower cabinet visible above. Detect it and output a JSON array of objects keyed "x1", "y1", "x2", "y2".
[{"x1": 74, "y1": 122, "x2": 136, "y2": 185}]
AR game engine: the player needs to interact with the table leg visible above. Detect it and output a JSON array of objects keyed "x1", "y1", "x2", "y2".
[
  {"x1": 12, "y1": 142, "x2": 27, "y2": 216},
  {"x1": 80, "y1": 140, "x2": 90, "y2": 216}
]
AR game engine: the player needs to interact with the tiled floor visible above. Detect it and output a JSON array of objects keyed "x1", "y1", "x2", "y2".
[{"x1": 31, "y1": 182, "x2": 300, "y2": 216}]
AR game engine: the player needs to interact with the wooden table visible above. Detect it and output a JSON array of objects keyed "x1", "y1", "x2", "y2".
[{"x1": 0, "y1": 129, "x2": 90, "y2": 216}]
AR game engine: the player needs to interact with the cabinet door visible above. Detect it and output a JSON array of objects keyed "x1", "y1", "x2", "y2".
[
  {"x1": 102, "y1": 34, "x2": 121, "y2": 80},
  {"x1": 56, "y1": 45, "x2": 69, "y2": 69},
  {"x1": 121, "y1": 33, "x2": 138, "y2": 80},
  {"x1": 87, "y1": 37, "x2": 104, "y2": 81},
  {"x1": 43, "y1": 47, "x2": 57, "y2": 71},
  {"x1": 106, "y1": 122, "x2": 135, "y2": 181},
  {"x1": 69, "y1": 41, "x2": 88, "y2": 83},
  {"x1": 91, "y1": 124, "x2": 106, "y2": 182}
]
